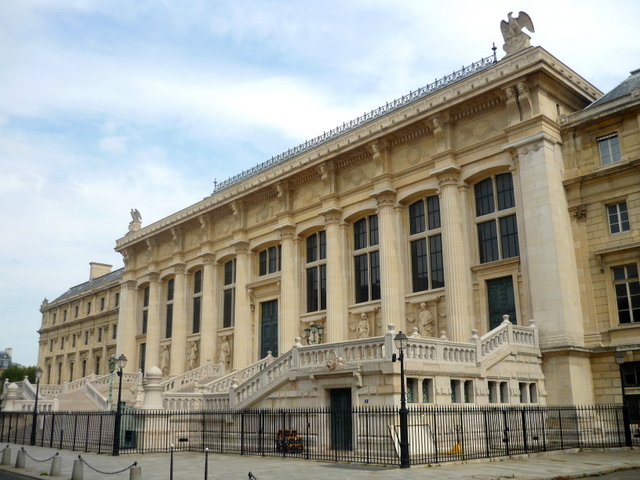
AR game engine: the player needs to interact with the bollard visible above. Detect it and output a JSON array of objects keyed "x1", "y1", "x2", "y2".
[
  {"x1": 129, "y1": 465, "x2": 142, "y2": 480},
  {"x1": 15, "y1": 449, "x2": 26, "y2": 469},
  {"x1": 71, "y1": 457, "x2": 83, "y2": 480},
  {"x1": 50, "y1": 454, "x2": 62, "y2": 476},
  {"x1": 204, "y1": 448, "x2": 209, "y2": 480},
  {"x1": 1, "y1": 446, "x2": 10, "y2": 466}
]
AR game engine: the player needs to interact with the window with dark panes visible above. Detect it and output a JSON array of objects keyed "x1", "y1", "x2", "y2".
[
  {"x1": 223, "y1": 259, "x2": 236, "y2": 328},
  {"x1": 353, "y1": 216, "x2": 380, "y2": 303},
  {"x1": 306, "y1": 231, "x2": 326, "y2": 312},
  {"x1": 192, "y1": 270, "x2": 202, "y2": 334},
  {"x1": 613, "y1": 265, "x2": 640, "y2": 324},
  {"x1": 408, "y1": 195, "x2": 444, "y2": 292},
  {"x1": 259, "y1": 246, "x2": 281, "y2": 276},
  {"x1": 141, "y1": 286, "x2": 149, "y2": 334},
  {"x1": 165, "y1": 279, "x2": 174, "y2": 338},
  {"x1": 475, "y1": 173, "x2": 519, "y2": 263}
]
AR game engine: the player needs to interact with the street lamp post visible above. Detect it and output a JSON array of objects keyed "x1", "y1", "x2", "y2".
[
  {"x1": 29, "y1": 367, "x2": 43, "y2": 446},
  {"x1": 393, "y1": 331, "x2": 410, "y2": 468},
  {"x1": 112, "y1": 354, "x2": 128, "y2": 456},
  {"x1": 108, "y1": 354, "x2": 117, "y2": 410},
  {"x1": 614, "y1": 351, "x2": 633, "y2": 447}
]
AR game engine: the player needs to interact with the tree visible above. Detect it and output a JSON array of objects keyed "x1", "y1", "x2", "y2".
[{"x1": 1, "y1": 365, "x2": 37, "y2": 403}]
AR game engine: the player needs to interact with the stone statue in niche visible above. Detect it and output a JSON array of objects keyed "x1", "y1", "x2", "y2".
[
  {"x1": 160, "y1": 345, "x2": 170, "y2": 376},
  {"x1": 219, "y1": 336, "x2": 232, "y2": 371},
  {"x1": 357, "y1": 313, "x2": 370, "y2": 339},
  {"x1": 419, "y1": 302, "x2": 434, "y2": 337},
  {"x1": 188, "y1": 341, "x2": 198, "y2": 370},
  {"x1": 500, "y1": 11, "x2": 535, "y2": 56}
]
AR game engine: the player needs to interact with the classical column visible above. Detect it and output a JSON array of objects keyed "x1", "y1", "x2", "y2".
[
  {"x1": 373, "y1": 188, "x2": 405, "y2": 330},
  {"x1": 232, "y1": 240, "x2": 251, "y2": 369},
  {"x1": 199, "y1": 254, "x2": 217, "y2": 366},
  {"x1": 277, "y1": 225, "x2": 299, "y2": 352},
  {"x1": 145, "y1": 272, "x2": 161, "y2": 371},
  {"x1": 432, "y1": 165, "x2": 473, "y2": 342},
  {"x1": 322, "y1": 207, "x2": 348, "y2": 342},
  {"x1": 170, "y1": 263, "x2": 187, "y2": 375},
  {"x1": 116, "y1": 279, "x2": 138, "y2": 372},
  {"x1": 504, "y1": 133, "x2": 592, "y2": 405}
]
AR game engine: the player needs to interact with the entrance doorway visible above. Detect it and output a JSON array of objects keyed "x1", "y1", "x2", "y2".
[
  {"x1": 260, "y1": 300, "x2": 278, "y2": 358},
  {"x1": 487, "y1": 276, "x2": 517, "y2": 330},
  {"x1": 330, "y1": 388, "x2": 353, "y2": 450}
]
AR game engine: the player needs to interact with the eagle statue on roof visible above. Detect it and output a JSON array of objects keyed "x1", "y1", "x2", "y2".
[{"x1": 500, "y1": 11, "x2": 535, "y2": 56}]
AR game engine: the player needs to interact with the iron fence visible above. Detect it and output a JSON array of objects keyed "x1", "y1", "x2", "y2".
[{"x1": 1, "y1": 405, "x2": 638, "y2": 466}]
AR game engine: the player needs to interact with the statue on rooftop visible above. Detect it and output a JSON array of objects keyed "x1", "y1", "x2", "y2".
[{"x1": 500, "y1": 12, "x2": 535, "y2": 56}]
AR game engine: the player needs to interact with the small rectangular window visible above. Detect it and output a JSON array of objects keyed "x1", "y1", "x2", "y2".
[
  {"x1": 142, "y1": 311, "x2": 148, "y2": 334},
  {"x1": 598, "y1": 133, "x2": 621, "y2": 165},
  {"x1": 223, "y1": 289, "x2": 235, "y2": 328},
  {"x1": 112, "y1": 324, "x2": 117, "y2": 339},
  {"x1": 406, "y1": 378, "x2": 416, "y2": 403},
  {"x1": 87, "y1": 302, "x2": 91, "y2": 315},
  {"x1": 98, "y1": 328, "x2": 102, "y2": 342},
  {"x1": 500, "y1": 382, "x2": 508, "y2": 403},
  {"x1": 63, "y1": 310, "x2": 67, "y2": 321},
  {"x1": 143, "y1": 286, "x2": 150, "y2": 307},
  {"x1": 422, "y1": 379, "x2": 432, "y2": 403},
  {"x1": 608, "y1": 202, "x2": 630, "y2": 234},
  {"x1": 115, "y1": 293, "x2": 120, "y2": 307},
  {"x1": 100, "y1": 298, "x2": 105, "y2": 311}
]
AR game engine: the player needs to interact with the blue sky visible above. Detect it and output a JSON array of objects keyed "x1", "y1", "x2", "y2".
[{"x1": 1, "y1": 0, "x2": 639, "y2": 367}]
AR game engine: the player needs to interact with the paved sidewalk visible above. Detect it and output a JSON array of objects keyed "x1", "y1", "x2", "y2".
[{"x1": 0, "y1": 443, "x2": 639, "y2": 480}]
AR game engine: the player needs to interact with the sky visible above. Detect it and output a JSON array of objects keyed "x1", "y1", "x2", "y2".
[{"x1": 1, "y1": 0, "x2": 639, "y2": 367}]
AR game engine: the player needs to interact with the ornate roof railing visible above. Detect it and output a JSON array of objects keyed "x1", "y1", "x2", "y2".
[{"x1": 213, "y1": 54, "x2": 497, "y2": 193}]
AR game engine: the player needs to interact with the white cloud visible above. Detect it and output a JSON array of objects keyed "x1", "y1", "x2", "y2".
[{"x1": 1, "y1": 0, "x2": 640, "y2": 365}]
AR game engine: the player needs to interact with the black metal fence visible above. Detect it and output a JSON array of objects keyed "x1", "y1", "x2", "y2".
[{"x1": 1, "y1": 405, "x2": 638, "y2": 466}]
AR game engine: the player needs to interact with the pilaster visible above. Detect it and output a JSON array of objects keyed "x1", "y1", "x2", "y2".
[
  {"x1": 232, "y1": 239, "x2": 251, "y2": 369},
  {"x1": 277, "y1": 224, "x2": 299, "y2": 353},
  {"x1": 116, "y1": 279, "x2": 138, "y2": 372},
  {"x1": 321, "y1": 207, "x2": 347, "y2": 342},
  {"x1": 170, "y1": 263, "x2": 187, "y2": 375}
]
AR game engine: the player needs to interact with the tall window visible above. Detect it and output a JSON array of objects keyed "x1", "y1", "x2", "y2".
[
  {"x1": 598, "y1": 133, "x2": 621, "y2": 165},
  {"x1": 608, "y1": 202, "x2": 630, "y2": 234},
  {"x1": 52, "y1": 313, "x2": 57, "y2": 324},
  {"x1": 115, "y1": 292, "x2": 120, "y2": 307},
  {"x1": 408, "y1": 196, "x2": 444, "y2": 292},
  {"x1": 100, "y1": 297, "x2": 105, "y2": 311},
  {"x1": 192, "y1": 270, "x2": 202, "y2": 334},
  {"x1": 223, "y1": 259, "x2": 236, "y2": 328},
  {"x1": 613, "y1": 265, "x2": 640, "y2": 324},
  {"x1": 353, "y1": 215, "x2": 380, "y2": 303},
  {"x1": 259, "y1": 246, "x2": 281, "y2": 276},
  {"x1": 165, "y1": 278, "x2": 174, "y2": 338},
  {"x1": 141, "y1": 286, "x2": 150, "y2": 335},
  {"x1": 87, "y1": 302, "x2": 91, "y2": 315},
  {"x1": 306, "y1": 231, "x2": 327, "y2": 312},
  {"x1": 112, "y1": 324, "x2": 117, "y2": 340},
  {"x1": 140, "y1": 343, "x2": 146, "y2": 374},
  {"x1": 475, "y1": 173, "x2": 519, "y2": 263},
  {"x1": 75, "y1": 306, "x2": 79, "y2": 318},
  {"x1": 63, "y1": 310, "x2": 67, "y2": 322}
]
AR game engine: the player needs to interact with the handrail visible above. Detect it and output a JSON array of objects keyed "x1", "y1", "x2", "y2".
[{"x1": 85, "y1": 381, "x2": 109, "y2": 410}]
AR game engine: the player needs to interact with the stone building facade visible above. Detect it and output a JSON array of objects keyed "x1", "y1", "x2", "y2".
[
  {"x1": 38, "y1": 263, "x2": 122, "y2": 385},
  {"x1": 35, "y1": 45, "x2": 640, "y2": 410}
]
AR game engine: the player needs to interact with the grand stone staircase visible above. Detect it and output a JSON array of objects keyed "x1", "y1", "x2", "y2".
[{"x1": 3, "y1": 317, "x2": 540, "y2": 412}]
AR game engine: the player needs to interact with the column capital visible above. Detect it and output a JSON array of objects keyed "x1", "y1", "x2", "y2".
[
  {"x1": 170, "y1": 262, "x2": 187, "y2": 275},
  {"x1": 147, "y1": 271, "x2": 160, "y2": 283},
  {"x1": 370, "y1": 187, "x2": 397, "y2": 207},
  {"x1": 121, "y1": 279, "x2": 137, "y2": 291},
  {"x1": 431, "y1": 164, "x2": 461, "y2": 187},
  {"x1": 198, "y1": 251, "x2": 216, "y2": 264},
  {"x1": 231, "y1": 239, "x2": 250, "y2": 254},
  {"x1": 320, "y1": 207, "x2": 342, "y2": 225},
  {"x1": 275, "y1": 223, "x2": 296, "y2": 239}
]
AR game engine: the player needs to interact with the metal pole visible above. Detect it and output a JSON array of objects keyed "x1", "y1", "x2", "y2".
[
  {"x1": 399, "y1": 348, "x2": 410, "y2": 468},
  {"x1": 618, "y1": 363, "x2": 633, "y2": 447},
  {"x1": 29, "y1": 376, "x2": 41, "y2": 445},
  {"x1": 112, "y1": 366, "x2": 124, "y2": 456}
]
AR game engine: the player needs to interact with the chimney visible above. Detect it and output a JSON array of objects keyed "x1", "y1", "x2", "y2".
[{"x1": 89, "y1": 262, "x2": 112, "y2": 280}]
